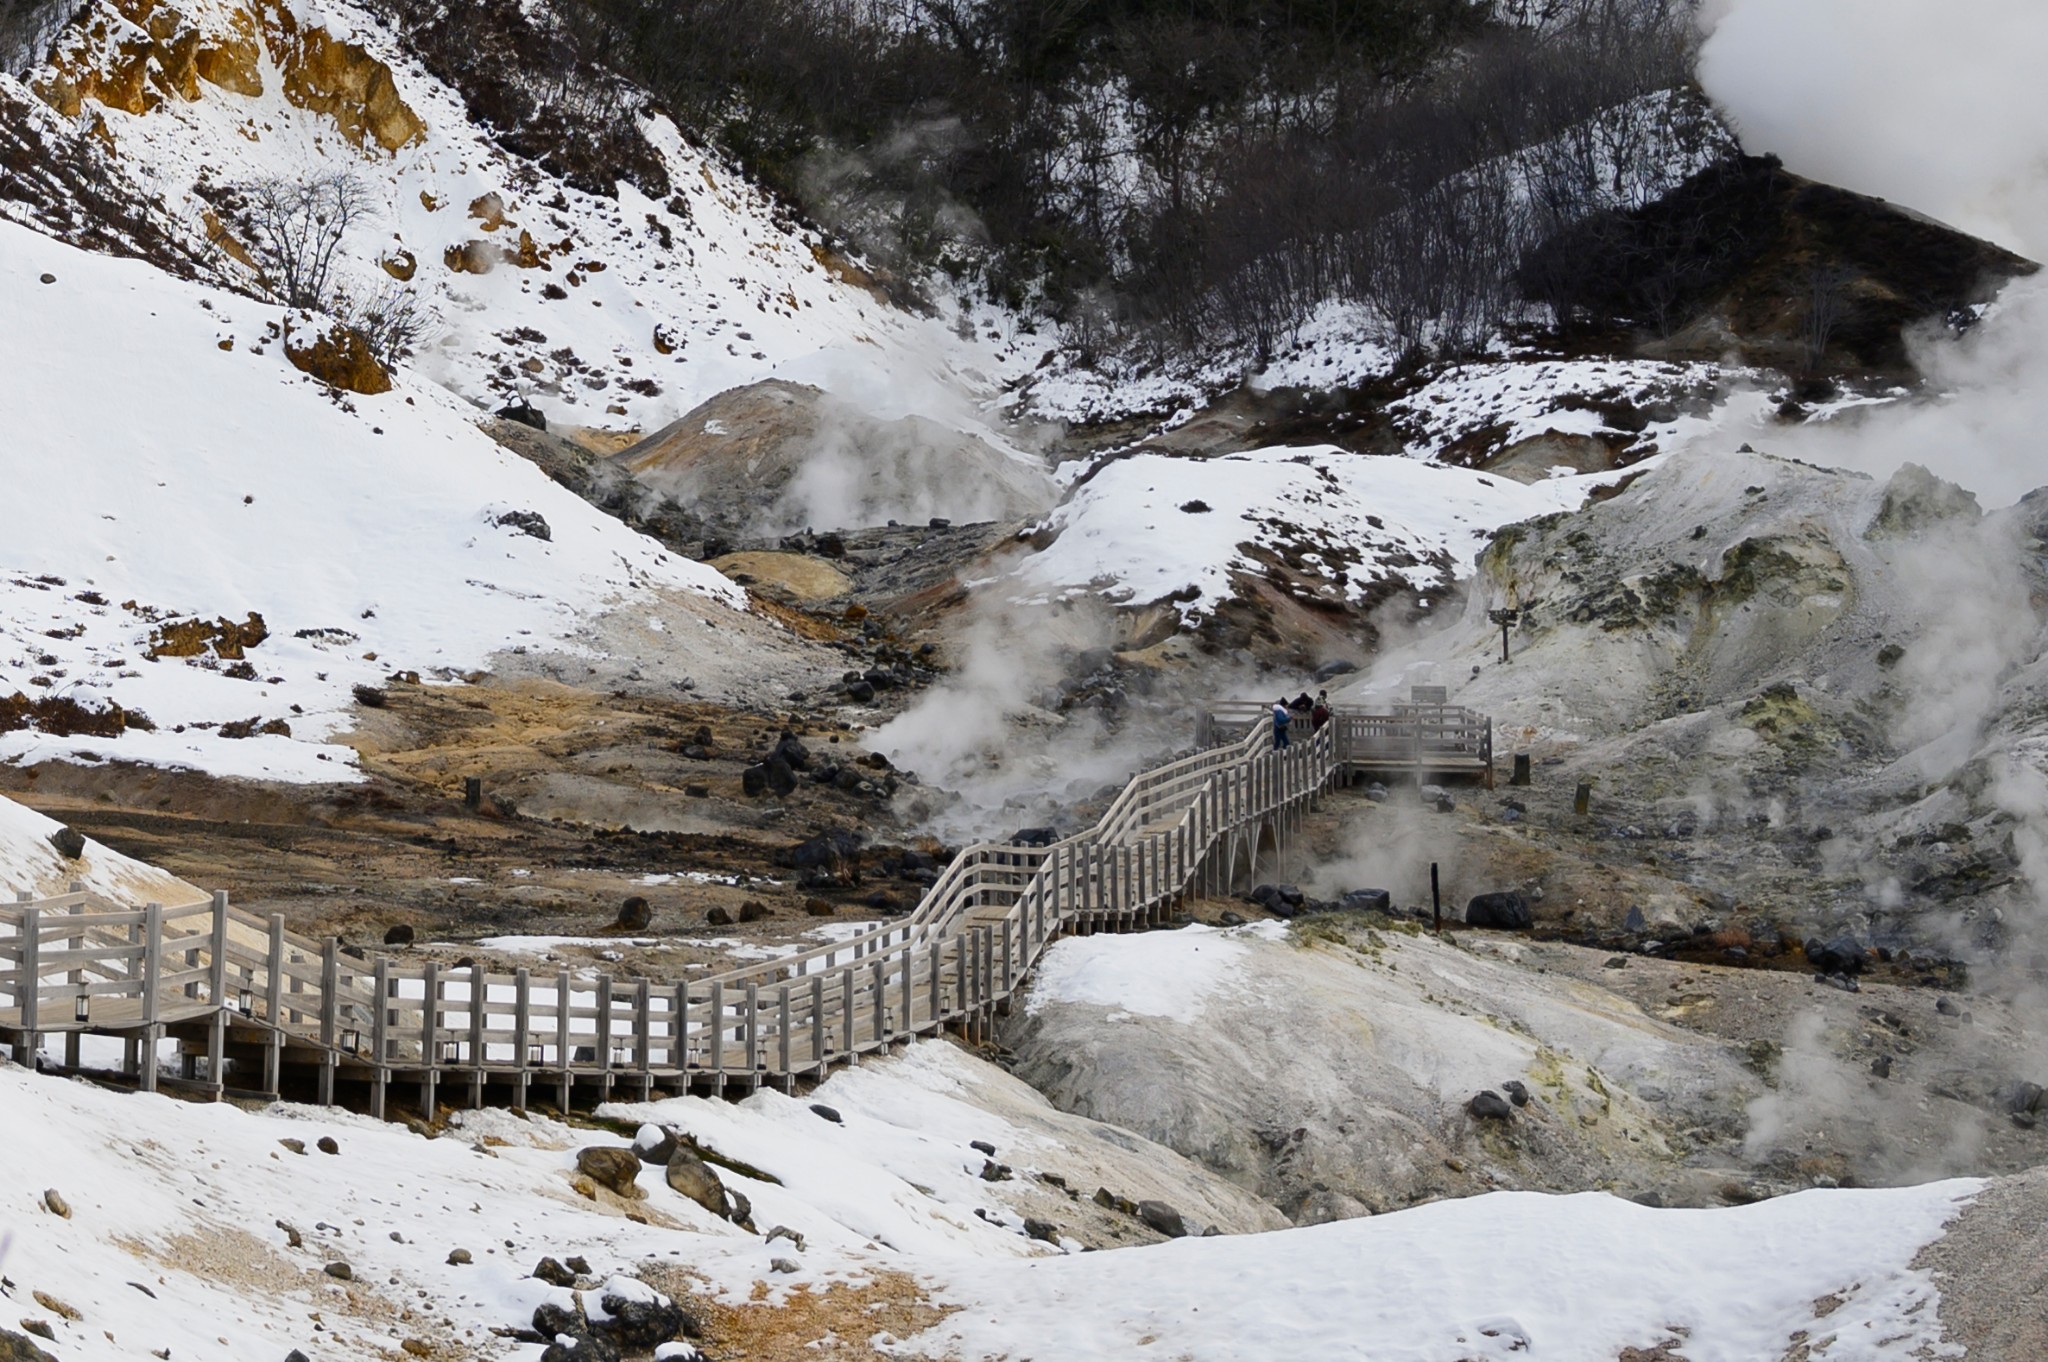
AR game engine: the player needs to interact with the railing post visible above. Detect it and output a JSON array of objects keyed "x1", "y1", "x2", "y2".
[
  {"x1": 776, "y1": 982, "x2": 792, "y2": 1081},
  {"x1": 556, "y1": 969, "x2": 574, "y2": 1112},
  {"x1": 810, "y1": 973, "x2": 827, "y2": 1070},
  {"x1": 204, "y1": 891, "x2": 229, "y2": 1098},
  {"x1": 420, "y1": 961, "x2": 440, "y2": 1119},
  {"x1": 63, "y1": 897, "x2": 83, "y2": 1071},
  {"x1": 513, "y1": 967, "x2": 532, "y2": 1108},
  {"x1": 15, "y1": 905, "x2": 39, "y2": 1068},
  {"x1": 675, "y1": 981, "x2": 691, "y2": 1075},
  {"x1": 838, "y1": 967, "x2": 856, "y2": 1065},
  {"x1": 371, "y1": 958, "x2": 391, "y2": 1120},
  {"x1": 709, "y1": 979, "x2": 725, "y2": 1090},
  {"x1": 469, "y1": 960, "x2": 488, "y2": 1109},
  {"x1": 596, "y1": 974, "x2": 615, "y2": 1096},
  {"x1": 743, "y1": 981, "x2": 760, "y2": 1089},
  {"x1": 870, "y1": 958, "x2": 886, "y2": 1046},
  {"x1": 315, "y1": 934, "x2": 336, "y2": 1106},
  {"x1": 636, "y1": 979, "x2": 653, "y2": 1093}
]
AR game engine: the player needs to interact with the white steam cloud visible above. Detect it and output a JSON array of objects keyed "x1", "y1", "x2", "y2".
[{"x1": 1698, "y1": 0, "x2": 2048, "y2": 506}]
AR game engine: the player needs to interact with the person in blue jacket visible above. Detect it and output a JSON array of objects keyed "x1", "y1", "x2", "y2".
[{"x1": 1271, "y1": 699, "x2": 1292, "y2": 750}]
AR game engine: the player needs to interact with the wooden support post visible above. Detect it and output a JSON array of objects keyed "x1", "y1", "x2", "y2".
[
  {"x1": 674, "y1": 982, "x2": 691, "y2": 1075},
  {"x1": 63, "y1": 898, "x2": 82, "y2": 1071},
  {"x1": 315, "y1": 934, "x2": 336, "y2": 1106},
  {"x1": 776, "y1": 983, "x2": 791, "y2": 1079},
  {"x1": 743, "y1": 981, "x2": 760, "y2": 1090},
  {"x1": 839, "y1": 968, "x2": 856, "y2": 1066},
  {"x1": 595, "y1": 974, "x2": 615, "y2": 1099},
  {"x1": 810, "y1": 973, "x2": 827, "y2": 1072},
  {"x1": 263, "y1": 914, "x2": 285, "y2": 1097},
  {"x1": 635, "y1": 979, "x2": 652, "y2": 1089},
  {"x1": 869, "y1": 959, "x2": 886, "y2": 1047},
  {"x1": 469, "y1": 960, "x2": 488, "y2": 1109},
  {"x1": 556, "y1": 969, "x2": 573, "y2": 1113},
  {"x1": 15, "y1": 904, "x2": 38, "y2": 1068},
  {"x1": 513, "y1": 968, "x2": 532, "y2": 1110},
  {"x1": 709, "y1": 980, "x2": 725, "y2": 1094},
  {"x1": 420, "y1": 961, "x2": 440, "y2": 1120},
  {"x1": 371, "y1": 958, "x2": 391, "y2": 1121},
  {"x1": 1512, "y1": 752, "x2": 1531, "y2": 786},
  {"x1": 926, "y1": 939, "x2": 941, "y2": 1035},
  {"x1": 204, "y1": 891, "x2": 228, "y2": 1097},
  {"x1": 900, "y1": 942, "x2": 914, "y2": 1040}
]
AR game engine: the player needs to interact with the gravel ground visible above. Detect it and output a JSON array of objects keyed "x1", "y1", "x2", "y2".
[{"x1": 1919, "y1": 1167, "x2": 2048, "y2": 1360}]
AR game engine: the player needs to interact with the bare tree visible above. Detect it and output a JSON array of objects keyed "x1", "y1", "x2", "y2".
[
  {"x1": 1805, "y1": 265, "x2": 1853, "y2": 371},
  {"x1": 235, "y1": 170, "x2": 372, "y2": 311}
]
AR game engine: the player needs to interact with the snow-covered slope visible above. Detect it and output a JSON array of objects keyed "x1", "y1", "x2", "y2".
[
  {"x1": 1010, "y1": 445, "x2": 1633, "y2": 626},
  {"x1": 0, "y1": 219, "x2": 759, "y2": 781},
  {"x1": 0, "y1": 1050, "x2": 1980, "y2": 1362},
  {"x1": 13, "y1": 0, "x2": 1042, "y2": 441}
]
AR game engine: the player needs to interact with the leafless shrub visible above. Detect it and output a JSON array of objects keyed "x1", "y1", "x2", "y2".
[{"x1": 234, "y1": 169, "x2": 373, "y2": 311}]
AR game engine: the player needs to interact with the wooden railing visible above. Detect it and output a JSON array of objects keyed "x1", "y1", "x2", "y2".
[{"x1": 0, "y1": 699, "x2": 1483, "y2": 1110}]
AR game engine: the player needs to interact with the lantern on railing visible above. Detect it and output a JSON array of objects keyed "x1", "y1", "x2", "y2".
[
  {"x1": 237, "y1": 988, "x2": 253, "y2": 1017},
  {"x1": 75, "y1": 995, "x2": 89, "y2": 1025},
  {"x1": 341, "y1": 1029, "x2": 361, "y2": 1054},
  {"x1": 529, "y1": 1043, "x2": 546, "y2": 1066}
]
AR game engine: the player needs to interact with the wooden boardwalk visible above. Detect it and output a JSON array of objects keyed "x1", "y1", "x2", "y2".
[{"x1": 0, "y1": 701, "x2": 1488, "y2": 1115}]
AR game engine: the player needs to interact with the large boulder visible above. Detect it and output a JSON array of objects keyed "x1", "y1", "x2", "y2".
[
  {"x1": 575, "y1": 1146, "x2": 644, "y2": 1199},
  {"x1": 1464, "y1": 892, "x2": 1532, "y2": 930},
  {"x1": 664, "y1": 1146, "x2": 729, "y2": 1219}
]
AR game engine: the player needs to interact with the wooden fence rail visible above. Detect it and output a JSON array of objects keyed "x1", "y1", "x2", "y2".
[{"x1": 0, "y1": 701, "x2": 1485, "y2": 1110}]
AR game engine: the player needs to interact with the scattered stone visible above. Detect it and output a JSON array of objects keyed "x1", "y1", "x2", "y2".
[
  {"x1": 615, "y1": 896, "x2": 652, "y2": 931},
  {"x1": 276, "y1": 1219, "x2": 303, "y2": 1248},
  {"x1": 1803, "y1": 934, "x2": 1868, "y2": 976},
  {"x1": 15, "y1": 1324, "x2": 55, "y2": 1344},
  {"x1": 576, "y1": 1147, "x2": 645, "y2": 1198},
  {"x1": 1996, "y1": 1080, "x2": 2044, "y2": 1115},
  {"x1": 1604, "y1": 956, "x2": 1629, "y2": 969},
  {"x1": 41, "y1": 1189, "x2": 70, "y2": 1219},
  {"x1": 1623, "y1": 905, "x2": 1648, "y2": 934},
  {"x1": 738, "y1": 900, "x2": 770, "y2": 923},
  {"x1": 317, "y1": 1136, "x2": 340, "y2": 1155},
  {"x1": 979, "y1": 1160, "x2": 1013, "y2": 1182},
  {"x1": 970, "y1": 1139, "x2": 996, "y2": 1156},
  {"x1": 383, "y1": 923, "x2": 415, "y2": 946},
  {"x1": 322, "y1": 1261, "x2": 354, "y2": 1281},
  {"x1": 1937, "y1": 996, "x2": 1962, "y2": 1017},
  {"x1": 567, "y1": 1256, "x2": 592, "y2": 1276},
  {"x1": 809, "y1": 1103, "x2": 843, "y2": 1124},
  {"x1": 766, "y1": 1224, "x2": 807, "y2": 1252},
  {"x1": 704, "y1": 906, "x2": 733, "y2": 927},
  {"x1": 601, "y1": 1286, "x2": 689, "y2": 1348},
  {"x1": 665, "y1": 1147, "x2": 731, "y2": 1220},
  {"x1": 27, "y1": 1295, "x2": 74, "y2": 1324},
  {"x1": 1871, "y1": 1055, "x2": 1893, "y2": 1079},
  {"x1": 634, "y1": 1125, "x2": 679, "y2": 1165},
  {"x1": 769, "y1": 1257, "x2": 800, "y2": 1275},
  {"x1": 1467, "y1": 1090, "x2": 1514, "y2": 1120},
  {"x1": 447, "y1": 1248, "x2": 473, "y2": 1265},
  {"x1": 493, "y1": 509, "x2": 553, "y2": 541},
  {"x1": 402, "y1": 1341, "x2": 432, "y2": 1358},
  {"x1": 1023, "y1": 1218, "x2": 1060, "y2": 1244},
  {"x1": 804, "y1": 897, "x2": 835, "y2": 917},
  {"x1": 1464, "y1": 892, "x2": 1532, "y2": 930},
  {"x1": 1501, "y1": 1080, "x2": 1530, "y2": 1107},
  {"x1": 45, "y1": 826, "x2": 85, "y2": 860},
  {"x1": 533, "y1": 1301, "x2": 585, "y2": 1340},
  {"x1": 533, "y1": 1256, "x2": 578, "y2": 1287},
  {"x1": 1136, "y1": 1200, "x2": 1187, "y2": 1238},
  {"x1": 1337, "y1": 888, "x2": 1392, "y2": 914},
  {"x1": 1218, "y1": 910, "x2": 1246, "y2": 926}
]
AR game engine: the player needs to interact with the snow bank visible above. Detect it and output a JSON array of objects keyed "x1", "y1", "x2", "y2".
[
  {"x1": 0, "y1": 219, "x2": 741, "y2": 781},
  {"x1": 1026, "y1": 923, "x2": 1274, "y2": 1024},
  {"x1": 1011, "y1": 446, "x2": 1628, "y2": 622},
  {"x1": 0, "y1": 791, "x2": 201, "y2": 902},
  {"x1": 916, "y1": 1180, "x2": 1977, "y2": 1362}
]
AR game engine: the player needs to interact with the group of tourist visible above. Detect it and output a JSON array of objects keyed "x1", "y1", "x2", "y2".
[{"x1": 1270, "y1": 690, "x2": 1331, "y2": 749}]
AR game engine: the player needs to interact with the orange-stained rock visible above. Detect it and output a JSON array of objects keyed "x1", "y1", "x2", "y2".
[
  {"x1": 444, "y1": 241, "x2": 495, "y2": 275},
  {"x1": 285, "y1": 321, "x2": 392, "y2": 394},
  {"x1": 381, "y1": 249, "x2": 418, "y2": 281},
  {"x1": 504, "y1": 230, "x2": 546, "y2": 269},
  {"x1": 468, "y1": 192, "x2": 507, "y2": 231},
  {"x1": 194, "y1": 8, "x2": 263, "y2": 96},
  {"x1": 254, "y1": 0, "x2": 424, "y2": 152}
]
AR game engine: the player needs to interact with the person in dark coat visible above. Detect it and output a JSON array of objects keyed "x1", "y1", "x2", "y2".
[
  {"x1": 1271, "y1": 699, "x2": 1292, "y2": 750},
  {"x1": 1311, "y1": 691, "x2": 1331, "y2": 731},
  {"x1": 1290, "y1": 691, "x2": 1314, "y2": 713}
]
